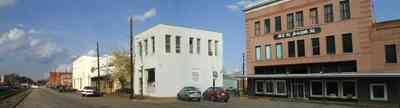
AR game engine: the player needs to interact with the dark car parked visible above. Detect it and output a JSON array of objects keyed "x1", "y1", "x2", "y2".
[
  {"x1": 177, "y1": 86, "x2": 201, "y2": 101},
  {"x1": 202, "y1": 87, "x2": 229, "y2": 102},
  {"x1": 58, "y1": 86, "x2": 75, "y2": 92}
]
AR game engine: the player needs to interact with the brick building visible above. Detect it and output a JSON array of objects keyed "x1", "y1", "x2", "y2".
[
  {"x1": 241, "y1": 0, "x2": 400, "y2": 103},
  {"x1": 48, "y1": 72, "x2": 72, "y2": 87}
]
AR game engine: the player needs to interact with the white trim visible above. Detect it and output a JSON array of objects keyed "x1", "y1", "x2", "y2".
[
  {"x1": 310, "y1": 80, "x2": 324, "y2": 97},
  {"x1": 369, "y1": 83, "x2": 388, "y2": 101}
]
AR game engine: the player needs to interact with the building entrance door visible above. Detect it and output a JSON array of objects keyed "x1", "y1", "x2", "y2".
[{"x1": 292, "y1": 80, "x2": 305, "y2": 98}]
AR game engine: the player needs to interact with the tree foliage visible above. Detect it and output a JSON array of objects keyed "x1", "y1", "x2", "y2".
[{"x1": 109, "y1": 50, "x2": 131, "y2": 89}]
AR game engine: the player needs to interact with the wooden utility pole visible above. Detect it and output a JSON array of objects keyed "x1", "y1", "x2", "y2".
[
  {"x1": 242, "y1": 53, "x2": 245, "y2": 95},
  {"x1": 97, "y1": 41, "x2": 101, "y2": 92},
  {"x1": 129, "y1": 16, "x2": 135, "y2": 99}
]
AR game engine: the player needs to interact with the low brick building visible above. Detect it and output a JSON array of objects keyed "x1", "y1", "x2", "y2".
[{"x1": 48, "y1": 72, "x2": 72, "y2": 87}]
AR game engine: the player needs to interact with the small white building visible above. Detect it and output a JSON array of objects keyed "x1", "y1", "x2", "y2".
[
  {"x1": 72, "y1": 55, "x2": 114, "y2": 91},
  {"x1": 0, "y1": 74, "x2": 4, "y2": 84},
  {"x1": 72, "y1": 56, "x2": 96, "y2": 90},
  {"x1": 134, "y1": 24, "x2": 223, "y2": 97}
]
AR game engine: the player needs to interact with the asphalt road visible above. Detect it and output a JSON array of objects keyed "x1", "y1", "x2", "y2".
[{"x1": 15, "y1": 88, "x2": 375, "y2": 108}]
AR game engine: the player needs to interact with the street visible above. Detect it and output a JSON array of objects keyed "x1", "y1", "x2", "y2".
[{"x1": 13, "y1": 88, "x2": 368, "y2": 108}]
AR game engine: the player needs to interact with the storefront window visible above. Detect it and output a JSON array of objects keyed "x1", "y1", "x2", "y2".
[
  {"x1": 326, "y1": 81, "x2": 339, "y2": 97},
  {"x1": 310, "y1": 80, "x2": 323, "y2": 97},
  {"x1": 342, "y1": 81, "x2": 357, "y2": 99},
  {"x1": 276, "y1": 80, "x2": 287, "y2": 95},
  {"x1": 370, "y1": 83, "x2": 388, "y2": 101},
  {"x1": 255, "y1": 80, "x2": 265, "y2": 94},
  {"x1": 265, "y1": 80, "x2": 274, "y2": 94}
]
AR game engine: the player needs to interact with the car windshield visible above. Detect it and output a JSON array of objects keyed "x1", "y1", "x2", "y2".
[
  {"x1": 209, "y1": 87, "x2": 224, "y2": 91},
  {"x1": 183, "y1": 87, "x2": 198, "y2": 91},
  {"x1": 83, "y1": 87, "x2": 95, "y2": 90}
]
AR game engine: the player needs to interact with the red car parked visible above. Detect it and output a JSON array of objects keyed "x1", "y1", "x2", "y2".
[{"x1": 202, "y1": 87, "x2": 230, "y2": 102}]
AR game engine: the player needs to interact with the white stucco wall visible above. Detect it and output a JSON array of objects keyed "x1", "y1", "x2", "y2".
[
  {"x1": 72, "y1": 55, "x2": 113, "y2": 90},
  {"x1": 72, "y1": 56, "x2": 96, "y2": 90},
  {"x1": 134, "y1": 24, "x2": 223, "y2": 97}
]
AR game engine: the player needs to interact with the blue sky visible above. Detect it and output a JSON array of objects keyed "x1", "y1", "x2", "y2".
[{"x1": 0, "y1": 0, "x2": 399, "y2": 80}]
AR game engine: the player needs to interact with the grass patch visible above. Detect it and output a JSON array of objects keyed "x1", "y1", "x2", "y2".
[{"x1": 0, "y1": 90, "x2": 13, "y2": 97}]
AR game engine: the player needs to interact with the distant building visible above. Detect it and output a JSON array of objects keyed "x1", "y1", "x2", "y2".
[
  {"x1": 72, "y1": 56, "x2": 96, "y2": 90},
  {"x1": 60, "y1": 73, "x2": 72, "y2": 87},
  {"x1": 47, "y1": 72, "x2": 72, "y2": 87},
  {"x1": 241, "y1": 0, "x2": 400, "y2": 103},
  {"x1": 72, "y1": 55, "x2": 117, "y2": 93},
  {"x1": 0, "y1": 74, "x2": 4, "y2": 84},
  {"x1": 134, "y1": 24, "x2": 223, "y2": 97}
]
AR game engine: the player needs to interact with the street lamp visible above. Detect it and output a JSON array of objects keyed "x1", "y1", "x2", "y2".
[{"x1": 212, "y1": 71, "x2": 218, "y2": 89}]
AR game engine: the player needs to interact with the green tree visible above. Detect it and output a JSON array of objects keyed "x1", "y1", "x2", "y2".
[{"x1": 109, "y1": 50, "x2": 131, "y2": 90}]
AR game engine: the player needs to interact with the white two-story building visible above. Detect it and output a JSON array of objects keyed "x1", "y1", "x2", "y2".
[
  {"x1": 72, "y1": 55, "x2": 114, "y2": 91},
  {"x1": 134, "y1": 24, "x2": 223, "y2": 97}
]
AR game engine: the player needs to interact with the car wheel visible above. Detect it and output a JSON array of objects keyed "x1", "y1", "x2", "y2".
[
  {"x1": 210, "y1": 96, "x2": 216, "y2": 102},
  {"x1": 224, "y1": 99, "x2": 228, "y2": 103}
]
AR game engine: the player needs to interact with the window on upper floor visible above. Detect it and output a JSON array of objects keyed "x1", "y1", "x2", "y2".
[
  {"x1": 265, "y1": 45, "x2": 272, "y2": 60},
  {"x1": 287, "y1": 13, "x2": 295, "y2": 30},
  {"x1": 255, "y1": 46, "x2": 261, "y2": 61},
  {"x1": 385, "y1": 44, "x2": 397, "y2": 63},
  {"x1": 297, "y1": 40, "x2": 305, "y2": 57},
  {"x1": 139, "y1": 42, "x2": 143, "y2": 57},
  {"x1": 254, "y1": 21, "x2": 261, "y2": 36},
  {"x1": 275, "y1": 16, "x2": 282, "y2": 32},
  {"x1": 342, "y1": 33, "x2": 353, "y2": 53},
  {"x1": 264, "y1": 18, "x2": 271, "y2": 33},
  {"x1": 151, "y1": 36, "x2": 155, "y2": 53},
  {"x1": 189, "y1": 37, "x2": 194, "y2": 54},
  {"x1": 288, "y1": 41, "x2": 296, "y2": 57},
  {"x1": 144, "y1": 39, "x2": 148, "y2": 56},
  {"x1": 326, "y1": 36, "x2": 336, "y2": 54},
  {"x1": 196, "y1": 38, "x2": 201, "y2": 55},
  {"x1": 165, "y1": 35, "x2": 171, "y2": 53},
  {"x1": 312, "y1": 37, "x2": 320, "y2": 55},
  {"x1": 340, "y1": 0, "x2": 351, "y2": 20},
  {"x1": 295, "y1": 11, "x2": 304, "y2": 27},
  {"x1": 208, "y1": 40, "x2": 213, "y2": 56},
  {"x1": 276, "y1": 43, "x2": 283, "y2": 59},
  {"x1": 175, "y1": 36, "x2": 181, "y2": 53},
  {"x1": 324, "y1": 4, "x2": 334, "y2": 23},
  {"x1": 214, "y1": 40, "x2": 218, "y2": 56},
  {"x1": 310, "y1": 8, "x2": 319, "y2": 25}
]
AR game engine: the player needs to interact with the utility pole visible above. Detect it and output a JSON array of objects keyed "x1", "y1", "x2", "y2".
[
  {"x1": 97, "y1": 41, "x2": 101, "y2": 92},
  {"x1": 242, "y1": 53, "x2": 245, "y2": 95},
  {"x1": 129, "y1": 16, "x2": 135, "y2": 99}
]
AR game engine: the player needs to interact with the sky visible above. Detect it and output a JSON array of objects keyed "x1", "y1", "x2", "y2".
[{"x1": 0, "y1": 0, "x2": 399, "y2": 80}]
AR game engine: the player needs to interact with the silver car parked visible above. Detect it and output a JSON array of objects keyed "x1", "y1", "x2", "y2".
[{"x1": 177, "y1": 86, "x2": 201, "y2": 101}]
